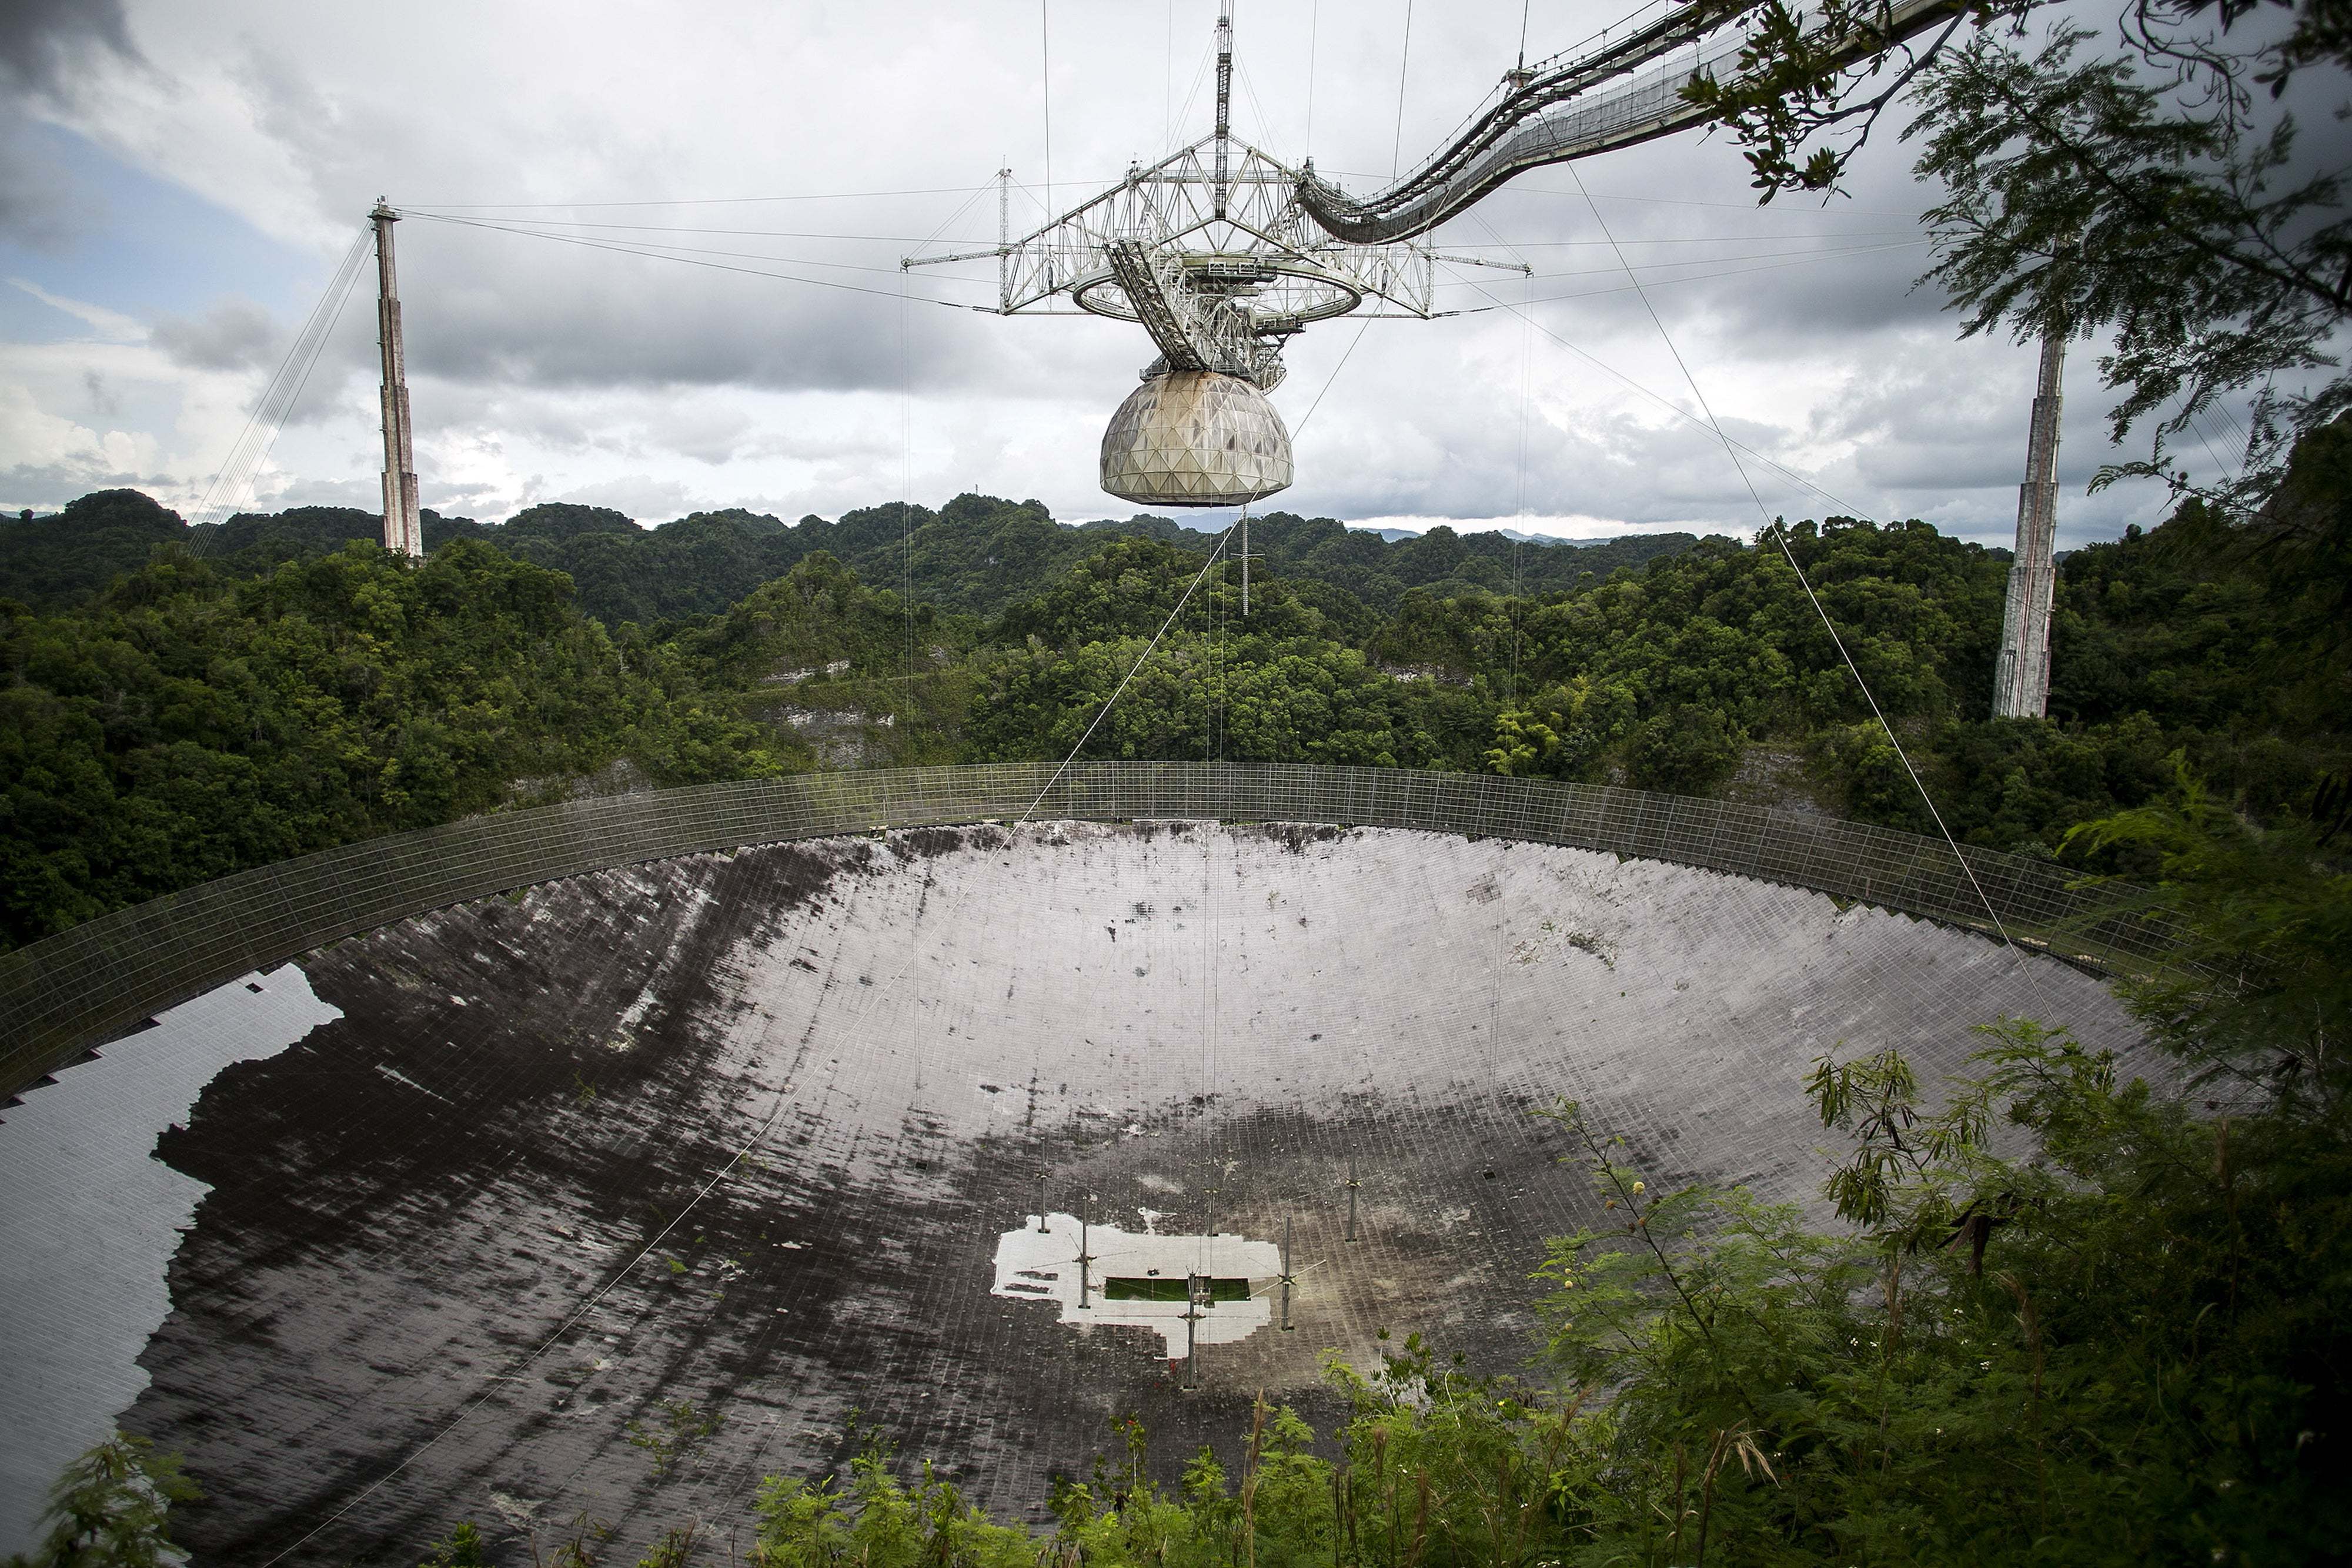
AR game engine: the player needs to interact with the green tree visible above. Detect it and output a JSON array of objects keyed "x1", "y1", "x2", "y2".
[
  {"x1": 6, "y1": 1436, "x2": 198, "y2": 1568},
  {"x1": 1689, "y1": 0, "x2": 2350, "y2": 510}
]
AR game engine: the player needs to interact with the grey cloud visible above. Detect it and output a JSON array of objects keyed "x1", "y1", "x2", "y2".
[
  {"x1": 261, "y1": 474, "x2": 380, "y2": 511},
  {"x1": 0, "y1": 0, "x2": 135, "y2": 94},
  {"x1": 0, "y1": 112, "x2": 99, "y2": 251},
  {"x1": 0, "y1": 0, "x2": 136, "y2": 248},
  {"x1": 1, "y1": 460, "x2": 162, "y2": 511},
  {"x1": 389, "y1": 223, "x2": 998, "y2": 397},
  {"x1": 17, "y1": 0, "x2": 2218, "y2": 543},
  {"x1": 547, "y1": 475, "x2": 691, "y2": 520},
  {"x1": 151, "y1": 299, "x2": 285, "y2": 372}
]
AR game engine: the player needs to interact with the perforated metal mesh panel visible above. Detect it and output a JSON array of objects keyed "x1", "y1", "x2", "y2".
[{"x1": 0, "y1": 763, "x2": 2175, "y2": 1096}]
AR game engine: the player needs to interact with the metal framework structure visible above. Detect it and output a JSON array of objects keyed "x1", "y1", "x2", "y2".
[
  {"x1": 1296, "y1": 0, "x2": 1964, "y2": 243},
  {"x1": 906, "y1": 3, "x2": 1519, "y2": 391}
]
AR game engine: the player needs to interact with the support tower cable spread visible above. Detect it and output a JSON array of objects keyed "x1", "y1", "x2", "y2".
[
  {"x1": 1993, "y1": 320, "x2": 2067, "y2": 720},
  {"x1": 371, "y1": 200, "x2": 423, "y2": 559}
]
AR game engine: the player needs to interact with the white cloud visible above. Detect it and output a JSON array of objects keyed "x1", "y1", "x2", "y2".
[
  {"x1": 9, "y1": 276, "x2": 143, "y2": 341},
  {"x1": 0, "y1": 0, "x2": 2251, "y2": 543}
]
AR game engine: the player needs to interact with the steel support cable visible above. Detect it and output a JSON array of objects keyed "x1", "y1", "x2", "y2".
[
  {"x1": 396, "y1": 215, "x2": 1007, "y2": 244},
  {"x1": 1305, "y1": 0, "x2": 1321, "y2": 156},
  {"x1": 1040, "y1": 0, "x2": 1054, "y2": 219},
  {"x1": 1511, "y1": 183, "x2": 1922, "y2": 216},
  {"x1": 403, "y1": 183, "x2": 995, "y2": 209},
  {"x1": 899, "y1": 182, "x2": 997, "y2": 272},
  {"x1": 1391, "y1": 0, "x2": 1416, "y2": 179},
  {"x1": 453, "y1": 228, "x2": 1933, "y2": 292},
  {"x1": 1233, "y1": 55, "x2": 1284, "y2": 163},
  {"x1": 1439, "y1": 228, "x2": 1933, "y2": 249},
  {"x1": 886, "y1": 183, "x2": 1001, "y2": 708},
  {"x1": 1289, "y1": 317, "x2": 1374, "y2": 439},
  {"x1": 901, "y1": 253, "x2": 916, "y2": 691},
  {"x1": 253, "y1": 1092, "x2": 793, "y2": 1567},
  {"x1": 187, "y1": 228, "x2": 373, "y2": 541},
  {"x1": 1018, "y1": 524, "x2": 1241, "y2": 824},
  {"x1": 400, "y1": 212, "x2": 985, "y2": 308},
  {"x1": 1436, "y1": 261, "x2": 1881, "y2": 523},
  {"x1": 1562, "y1": 162, "x2": 2033, "y2": 962},
  {"x1": 1490, "y1": 214, "x2": 1535, "y2": 710},
  {"x1": 413, "y1": 231, "x2": 993, "y2": 282},
  {"x1": 1017, "y1": 278, "x2": 1381, "y2": 902},
  {"x1": 407, "y1": 212, "x2": 1000, "y2": 281},
  {"x1": 1005, "y1": 175, "x2": 1060, "y2": 225},
  {"x1": 1201, "y1": 506, "x2": 1223, "y2": 1302},
  {"x1": 1171, "y1": 45, "x2": 1217, "y2": 155},
  {"x1": 1461, "y1": 209, "x2": 1540, "y2": 709},
  {"x1": 1442, "y1": 238, "x2": 1932, "y2": 298}
]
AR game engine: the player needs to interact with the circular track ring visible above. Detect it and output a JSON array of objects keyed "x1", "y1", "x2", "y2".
[{"x1": 1071, "y1": 253, "x2": 1365, "y2": 329}]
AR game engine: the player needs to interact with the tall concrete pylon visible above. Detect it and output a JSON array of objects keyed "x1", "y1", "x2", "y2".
[
  {"x1": 1992, "y1": 322, "x2": 2066, "y2": 718},
  {"x1": 371, "y1": 200, "x2": 423, "y2": 559}
]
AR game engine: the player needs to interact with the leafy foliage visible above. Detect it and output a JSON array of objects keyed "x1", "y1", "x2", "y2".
[
  {"x1": 0, "y1": 492, "x2": 186, "y2": 611},
  {"x1": 4, "y1": 1435, "x2": 198, "y2": 1568},
  {"x1": 0, "y1": 541, "x2": 777, "y2": 950},
  {"x1": 1682, "y1": 0, "x2": 2350, "y2": 510},
  {"x1": 2065, "y1": 761, "x2": 2352, "y2": 1102}
]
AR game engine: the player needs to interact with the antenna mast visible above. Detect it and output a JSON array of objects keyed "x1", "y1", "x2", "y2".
[
  {"x1": 1213, "y1": 0, "x2": 1233, "y2": 220},
  {"x1": 370, "y1": 200, "x2": 423, "y2": 559}
]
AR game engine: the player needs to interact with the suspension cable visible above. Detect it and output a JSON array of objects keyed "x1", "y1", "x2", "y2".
[
  {"x1": 186, "y1": 228, "x2": 372, "y2": 543},
  {"x1": 1040, "y1": 0, "x2": 1054, "y2": 218},
  {"x1": 1434, "y1": 260, "x2": 1882, "y2": 526},
  {"x1": 1562, "y1": 162, "x2": 2027, "y2": 956},
  {"x1": 1305, "y1": 0, "x2": 1321, "y2": 157},
  {"x1": 1391, "y1": 0, "x2": 1416, "y2": 179},
  {"x1": 1018, "y1": 524, "x2": 1240, "y2": 823}
]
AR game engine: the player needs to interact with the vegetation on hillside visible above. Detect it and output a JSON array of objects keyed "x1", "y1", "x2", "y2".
[
  {"x1": 2, "y1": 414, "x2": 2346, "y2": 951},
  {"x1": 3, "y1": 493, "x2": 1690, "y2": 630},
  {"x1": 0, "y1": 541, "x2": 774, "y2": 950}
]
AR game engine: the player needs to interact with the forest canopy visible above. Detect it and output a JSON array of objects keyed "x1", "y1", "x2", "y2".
[{"x1": 2, "y1": 416, "x2": 2346, "y2": 952}]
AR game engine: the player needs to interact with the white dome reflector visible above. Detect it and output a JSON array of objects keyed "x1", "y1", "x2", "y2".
[{"x1": 1099, "y1": 370, "x2": 1294, "y2": 508}]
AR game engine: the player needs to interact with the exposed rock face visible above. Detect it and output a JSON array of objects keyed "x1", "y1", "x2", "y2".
[{"x1": 93, "y1": 824, "x2": 2137, "y2": 1562}]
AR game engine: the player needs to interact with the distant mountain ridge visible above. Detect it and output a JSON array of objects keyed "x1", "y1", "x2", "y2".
[{"x1": 1, "y1": 490, "x2": 1702, "y2": 627}]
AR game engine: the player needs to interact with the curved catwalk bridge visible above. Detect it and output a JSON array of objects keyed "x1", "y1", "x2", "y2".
[{"x1": 1298, "y1": 0, "x2": 1963, "y2": 242}]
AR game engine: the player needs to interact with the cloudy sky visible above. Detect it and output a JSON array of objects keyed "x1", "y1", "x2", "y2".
[{"x1": 0, "y1": 0, "x2": 2276, "y2": 546}]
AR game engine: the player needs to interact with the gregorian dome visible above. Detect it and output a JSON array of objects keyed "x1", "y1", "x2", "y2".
[{"x1": 1100, "y1": 369, "x2": 1294, "y2": 507}]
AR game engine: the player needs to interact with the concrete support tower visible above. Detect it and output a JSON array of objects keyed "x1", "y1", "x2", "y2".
[
  {"x1": 1992, "y1": 324, "x2": 2066, "y2": 718},
  {"x1": 371, "y1": 200, "x2": 423, "y2": 559}
]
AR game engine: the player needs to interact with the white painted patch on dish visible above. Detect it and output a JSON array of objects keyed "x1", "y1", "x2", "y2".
[{"x1": 990, "y1": 1213, "x2": 1281, "y2": 1358}]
